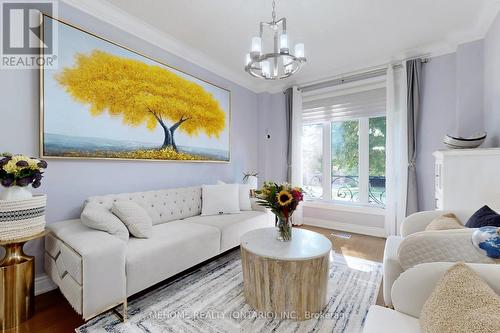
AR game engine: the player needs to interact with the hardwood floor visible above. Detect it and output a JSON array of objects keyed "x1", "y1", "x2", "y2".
[
  {"x1": 9, "y1": 226, "x2": 386, "y2": 333},
  {"x1": 299, "y1": 225, "x2": 386, "y2": 306},
  {"x1": 3, "y1": 290, "x2": 84, "y2": 333}
]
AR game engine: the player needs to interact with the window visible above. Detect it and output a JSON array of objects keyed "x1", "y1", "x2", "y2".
[
  {"x1": 302, "y1": 86, "x2": 386, "y2": 207},
  {"x1": 302, "y1": 124, "x2": 323, "y2": 199},
  {"x1": 331, "y1": 120, "x2": 359, "y2": 203}
]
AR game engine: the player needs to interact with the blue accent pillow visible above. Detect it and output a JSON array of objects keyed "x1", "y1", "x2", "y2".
[
  {"x1": 465, "y1": 205, "x2": 500, "y2": 228},
  {"x1": 472, "y1": 227, "x2": 500, "y2": 258}
]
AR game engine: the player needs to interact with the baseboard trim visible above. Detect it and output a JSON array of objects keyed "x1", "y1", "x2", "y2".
[
  {"x1": 35, "y1": 273, "x2": 57, "y2": 296},
  {"x1": 304, "y1": 217, "x2": 387, "y2": 238}
]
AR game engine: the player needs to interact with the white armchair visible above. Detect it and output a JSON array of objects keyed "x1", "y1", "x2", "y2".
[
  {"x1": 383, "y1": 210, "x2": 497, "y2": 306},
  {"x1": 364, "y1": 262, "x2": 500, "y2": 333}
]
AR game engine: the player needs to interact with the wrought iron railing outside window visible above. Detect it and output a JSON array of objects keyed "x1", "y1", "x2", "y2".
[{"x1": 304, "y1": 175, "x2": 386, "y2": 206}]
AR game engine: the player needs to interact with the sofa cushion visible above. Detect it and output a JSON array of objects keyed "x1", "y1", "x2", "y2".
[
  {"x1": 466, "y1": 205, "x2": 500, "y2": 228},
  {"x1": 201, "y1": 184, "x2": 241, "y2": 216},
  {"x1": 217, "y1": 181, "x2": 252, "y2": 211},
  {"x1": 363, "y1": 305, "x2": 420, "y2": 333},
  {"x1": 86, "y1": 186, "x2": 202, "y2": 225},
  {"x1": 419, "y1": 263, "x2": 500, "y2": 333},
  {"x1": 112, "y1": 201, "x2": 152, "y2": 238},
  {"x1": 183, "y1": 211, "x2": 273, "y2": 252},
  {"x1": 125, "y1": 220, "x2": 221, "y2": 296},
  {"x1": 425, "y1": 213, "x2": 464, "y2": 231},
  {"x1": 81, "y1": 204, "x2": 129, "y2": 242}
]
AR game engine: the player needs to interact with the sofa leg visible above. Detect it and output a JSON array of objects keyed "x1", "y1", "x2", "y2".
[{"x1": 112, "y1": 299, "x2": 128, "y2": 322}]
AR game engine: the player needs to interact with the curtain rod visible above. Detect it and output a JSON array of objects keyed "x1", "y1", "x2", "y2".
[{"x1": 298, "y1": 56, "x2": 429, "y2": 93}]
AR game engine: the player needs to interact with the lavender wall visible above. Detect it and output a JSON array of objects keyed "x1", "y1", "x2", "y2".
[
  {"x1": 484, "y1": 12, "x2": 500, "y2": 147},
  {"x1": 456, "y1": 40, "x2": 484, "y2": 137},
  {"x1": 418, "y1": 40, "x2": 486, "y2": 211},
  {"x1": 0, "y1": 3, "x2": 259, "y2": 276},
  {"x1": 417, "y1": 54, "x2": 457, "y2": 211},
  {"x1": 257, "y1": 92, "x2": 287, "y2": 184}
]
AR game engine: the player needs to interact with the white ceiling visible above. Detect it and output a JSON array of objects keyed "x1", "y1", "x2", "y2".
[{"x1": 64, "y1": 0, "x2": 500, "y2": 93}]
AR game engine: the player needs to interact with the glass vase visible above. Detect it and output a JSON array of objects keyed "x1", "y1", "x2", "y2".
[{"x1": 276, "y1": 216, "x2": 292, "y2": 242}]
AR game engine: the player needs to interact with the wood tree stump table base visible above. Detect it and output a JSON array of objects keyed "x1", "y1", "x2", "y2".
[{"x1": 240, "y1": 228, "x2": 331, "y2": 321}]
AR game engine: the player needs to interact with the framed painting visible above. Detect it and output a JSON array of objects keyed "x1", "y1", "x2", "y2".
[{"x1": 40, "y1": 15, "x2": 231, "y2": 162}]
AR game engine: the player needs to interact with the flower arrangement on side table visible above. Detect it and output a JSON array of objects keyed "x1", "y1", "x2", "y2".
[
  {"x1": 255, "y1": 182, "x2": 304, "y2": 242},
  {"x1": 0, "y1": 153, "x2": 48, "y2": 201}
]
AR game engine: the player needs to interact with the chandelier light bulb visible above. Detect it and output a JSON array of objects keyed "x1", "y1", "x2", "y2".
[
  {"x1": 251, "y1": 36, "x2": 262, "y2": 54},
  {"x1": 261, "y1": 61, "x2": 271, "y2": 78},
  {"x1": 295, "y1": 43, "x2": 305, "y2": 58},
  {"x1": 279, "y1": 33, "x2": 288, "y2": 52}
]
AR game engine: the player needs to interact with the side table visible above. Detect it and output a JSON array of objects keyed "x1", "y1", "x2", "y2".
[
  {"x1": 241, "y1": 228, "x2": 332, "y2": 320},
  {"x1": 0, "y1": 231, "x2": 45, "y2": 330}
]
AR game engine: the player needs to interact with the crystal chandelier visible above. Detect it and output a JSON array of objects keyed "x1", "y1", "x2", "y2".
[{"x1": 245, "y1": 0, "x2": 306, "y2": 80}]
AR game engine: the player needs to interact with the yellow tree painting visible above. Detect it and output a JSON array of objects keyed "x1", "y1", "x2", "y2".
[{"x1": 41, "y1": 16, "x2": 230, "y2": 162}]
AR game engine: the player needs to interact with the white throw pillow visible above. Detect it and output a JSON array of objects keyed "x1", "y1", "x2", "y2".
[
  {"x1": 217, "y1": 181, "x2": 252, "y2": 211},
  {"x1": 81, "y1": 204, "x2": 129, "y2": 242},
  {"x1": 202, "y1": 184, "x2": 241, "y2": 216},
  {"x1": 111, "y1": 201, "x2": 153, "y2": 238}
]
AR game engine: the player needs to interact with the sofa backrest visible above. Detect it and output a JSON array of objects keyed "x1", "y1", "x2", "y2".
[{"x1": 85, "y1": 186, "x2": 202, "y2": 225}]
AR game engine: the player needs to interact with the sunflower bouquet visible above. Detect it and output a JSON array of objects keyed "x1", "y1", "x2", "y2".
[{"x1": 255, "y1": 182, "x2": 304, "y2": 241}]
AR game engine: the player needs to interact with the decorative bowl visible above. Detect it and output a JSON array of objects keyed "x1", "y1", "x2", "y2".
[{"x1": 443, "y1": 132, "x2": 487, "y2": 149}]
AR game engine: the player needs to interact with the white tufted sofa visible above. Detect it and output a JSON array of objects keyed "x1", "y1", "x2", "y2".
[{"x1": 44, "y1": 186, "x2": 273, "y2": 320}]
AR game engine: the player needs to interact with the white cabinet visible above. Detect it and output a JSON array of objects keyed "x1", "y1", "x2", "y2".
[{"x1": 433, "y1": 148, "x2": 500, "y2": 221}]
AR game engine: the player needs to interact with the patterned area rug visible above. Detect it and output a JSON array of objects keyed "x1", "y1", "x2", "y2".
[{"x1": 77, "y1": 249, "x2": 382, "y2": 333}]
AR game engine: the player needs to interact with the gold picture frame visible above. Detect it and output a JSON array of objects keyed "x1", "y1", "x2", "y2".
[{"x1": 39, "y1": 14, "x2": 231, "y2": 163}]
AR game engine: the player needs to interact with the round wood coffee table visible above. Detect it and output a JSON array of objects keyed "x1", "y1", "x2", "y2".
[{"x1": 240, "y1": 227, "x2": 331, "y2": 320}]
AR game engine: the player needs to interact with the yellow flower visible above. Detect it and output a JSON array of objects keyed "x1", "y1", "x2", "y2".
[
  {"x1": 28, "y1": 158, "x2": 40, "y2": 170},
  {"x1": 2, "y1": 160, "x2": 18, "y2": 174},
  {"x1": 277, "y1": 190, "x2": 293, "y2": 206},
  {"x1": 2, "y1": 155, "x2": 41, "y2": 175}
]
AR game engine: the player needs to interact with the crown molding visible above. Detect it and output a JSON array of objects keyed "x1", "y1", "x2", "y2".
[
  {"x1": 60, "y1": 0, "x2": 263, "y2": 93},
  {"x1": 447, "y1": 0, "x2": 500, "y2": 44}
]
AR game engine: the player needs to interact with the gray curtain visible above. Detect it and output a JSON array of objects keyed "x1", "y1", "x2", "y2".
[
  {"x1": 406, "y1": 59, "x2": 422, "y2": 216},
  {"x1": 285, "y1": 87, "x2": 293, "y2": 183}
]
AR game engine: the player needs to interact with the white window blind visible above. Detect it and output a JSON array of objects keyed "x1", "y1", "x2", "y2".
[{"x1": 302, "y1": 87, "x2": 386, "y2": 124}]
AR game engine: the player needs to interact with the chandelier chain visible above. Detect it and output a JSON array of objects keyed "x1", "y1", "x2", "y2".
[{"x1": 272, "y1": 0, "x2": 276, "y2": 23}]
